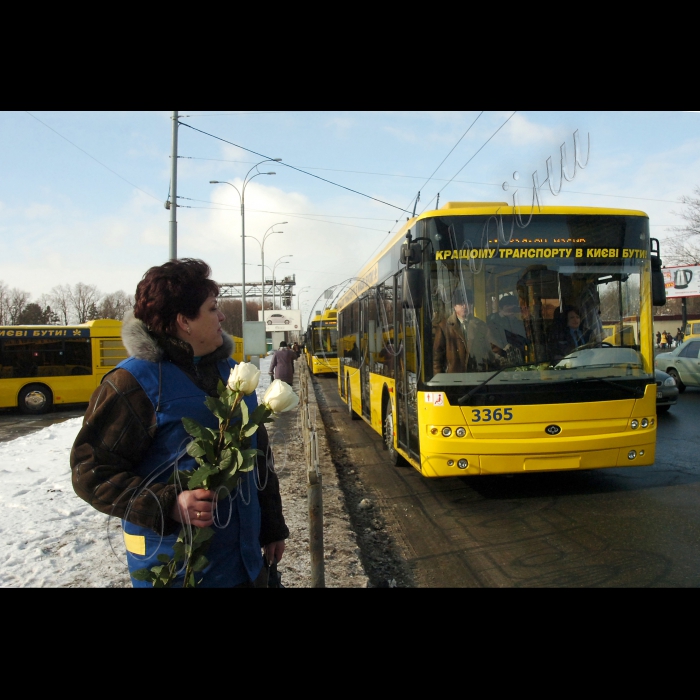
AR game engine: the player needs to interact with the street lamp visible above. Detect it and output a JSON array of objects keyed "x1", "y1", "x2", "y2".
[
  {"x1": 246, "y1": 221, "x2": 287, "y2": 319},
  {"x1": 299, "y1": 286, "x2": 311, "y2": 310},
  {"x1": 272, "y1": 255, "x2": 292, "y2": 310},
  {"x1": 210, "y1": 157, "x2": 281, "y2": 328}
]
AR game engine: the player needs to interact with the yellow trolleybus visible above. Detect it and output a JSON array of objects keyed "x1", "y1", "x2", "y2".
[
  {"x1": 0, "y1": 319, "x2": 127, "y2": 414},
  {"x1": 305, "y1": 308, "x2": 339, "y2": 375},
  {"x1": 337, "y1": 202, "x2": 667, "y2": 476}
]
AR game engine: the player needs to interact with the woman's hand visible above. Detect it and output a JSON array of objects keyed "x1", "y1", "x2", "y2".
[
  {"x1": 171, "y1": 488, "x2": 215, "y2": 527},
  {"x1": 263, "y1": 540, "x2": 286, "y2": 565}
]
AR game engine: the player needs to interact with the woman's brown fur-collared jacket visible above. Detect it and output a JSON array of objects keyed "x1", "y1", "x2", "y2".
[{"x1": 70, "y1": 313, "x2": 289, "y2": 544}]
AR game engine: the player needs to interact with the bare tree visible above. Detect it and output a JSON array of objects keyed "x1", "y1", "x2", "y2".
[
  {"x1": 219, "y1": 299, "x2": 261, "y2": 337},
  {"x1": 98, "y1": 290, "x2": 134, "y2": 320},
  {"x1": 50, "y1": 285, "x2": 72, "y2": 324},
  {"x1": 7, "y1": 288, "x2": 30, "y2": 325},
  {"x1": 665, "y1": 186, "x2": 700, "y2": 265},
  {"x1": 0, "y1": 281, "x2": 9, "y2": 325},
  {"x1": 68, "y1": 283, "x2": 101, "y2": 323},
  {"x1": 37, "y1": 294, "x2": 60, "y2": 325}
]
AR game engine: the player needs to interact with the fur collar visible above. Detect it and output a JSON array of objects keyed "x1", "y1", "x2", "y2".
[{"x1": 121, "y1": 311, "x2": 234, "y2": 363}]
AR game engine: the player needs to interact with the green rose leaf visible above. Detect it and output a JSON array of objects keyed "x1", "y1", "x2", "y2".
[
  {"x1": 219, "y1": 448, "x2": 234, "y2": 470},
  {"x1": 131, "y1": 567, "x2": 154, "y2": 581},
  {"x1": 204, "y1": 396, "x2": 228, "y2": 420},
  {"x1": 239, "y1": 399, "x2": 249, "y2": 427},
  {"x1": 249, "y1": 404, "x2": 272, "y2": 426},
  {"x1": 182, "y1": 418, "x2": 208, "y2": 440},
  {"x1": 156, "y1": 554, "x2": 172, "y2": 564},
  {"x1": 192, "y1": 554, "x2": 209, "y2": 572},
  {"x1": 187, "y1": 442, "x2": 207, "y2": 459},
  {"x1": 241, "y1": 424, "x2": 258, "y2": 438},
  {"x1": 188, "y1": 464, "x2": 216, "y2": 489},
  {"x1": 192, "y1": 526, "x2": 215, "y2": 544}
]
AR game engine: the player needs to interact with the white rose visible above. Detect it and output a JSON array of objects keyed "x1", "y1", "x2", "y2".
[
  {"x1": 263, "y1": 379, "x2": 299, "y2": 414},
  {"x1": 227, "y1": 362, "x2": 261, "y2": 395}
]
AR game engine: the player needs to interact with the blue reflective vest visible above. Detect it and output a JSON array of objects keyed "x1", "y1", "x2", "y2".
[{"x1": 117, "y1": 356, "x2": 262, "y2": 588}]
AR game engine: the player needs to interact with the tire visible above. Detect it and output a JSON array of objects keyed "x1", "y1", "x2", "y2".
[
  {"x1": 347, "y1": 381, "x2": 360, "y2": 420},
  {"x1": 18, "y1": 384, "x2": 53, "y2": 415},
  {"x1": 383, "y1": 400, "x2": 406, "y2": 466},
  {"x1": 657, "y1": 405, "x2": 671, "y2": 414},
  {"x1": 667, "y1": 368, "x2": 685, "y2": 393}
]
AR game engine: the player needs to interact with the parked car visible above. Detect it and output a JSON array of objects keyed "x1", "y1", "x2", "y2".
[
  {"x1": 655, "y1": 368, "x2": 679, "y2": 414},
  {"x1": 654, "y1": 339, "x2": 700, "y2": 393}
]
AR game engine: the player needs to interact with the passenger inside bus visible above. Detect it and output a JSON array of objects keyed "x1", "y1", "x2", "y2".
[
  {"x1": 547, "y1": 306, "x2": 590, "y2": 362},
  {"x1": 433, "y1": 288, "x2": 498, "y2": 374},
  {"x1": 487, "y1": 294, "x2": 528, "y2": 366}
]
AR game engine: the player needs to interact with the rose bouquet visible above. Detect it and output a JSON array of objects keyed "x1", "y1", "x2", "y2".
[{"x1": 132, "y1": 363, "x2": 298, "y2": 588}]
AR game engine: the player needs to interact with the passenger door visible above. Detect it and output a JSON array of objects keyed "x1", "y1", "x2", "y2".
[
  {"x1": 675, "y1": 341, "x2": 700, "y2": 386},
  {"x1": 395, "y1": 277, "x2": 420, "y2": 460}
]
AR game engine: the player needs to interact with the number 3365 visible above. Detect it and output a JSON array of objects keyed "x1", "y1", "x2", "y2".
[{"x1": 471, "y1": 408, "x2": 513, "y2": 422}]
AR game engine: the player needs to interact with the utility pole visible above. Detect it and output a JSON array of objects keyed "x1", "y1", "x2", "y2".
[{"x1": 169, "y1": 111, "x2": 178, "y2": 261}]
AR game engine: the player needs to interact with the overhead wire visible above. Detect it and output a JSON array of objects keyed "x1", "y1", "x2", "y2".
[
  {"x1": 179, "y1": 156, "x2": 683, "y2": 204},
  {"x1": 419, "y1": 111, "x2": 518, "y2": 214},
  {"x1": 24, "y1": 111, "x2": 162, "y2": 203},
  {"x1": 177, "y1": 120, "x2": 412, "y2": 214}
]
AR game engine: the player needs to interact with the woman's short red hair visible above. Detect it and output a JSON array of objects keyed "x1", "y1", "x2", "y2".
[{"x1": 133, "y1": 258, "x2": 219, "y2": 335}]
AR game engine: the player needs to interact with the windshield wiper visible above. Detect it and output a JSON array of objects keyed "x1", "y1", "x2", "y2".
[
  {"x1": 457, "y1": 364, "x2": 535, "y2": 405},
  {"x1": 564, "y1": 376, "x2": 645, "y2": 397}
]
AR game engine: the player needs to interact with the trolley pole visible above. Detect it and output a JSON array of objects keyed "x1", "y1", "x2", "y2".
[{"x1": 169, "y1": 110, "x2": 178, "y2": 261}]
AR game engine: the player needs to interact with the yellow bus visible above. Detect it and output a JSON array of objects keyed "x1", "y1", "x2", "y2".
[
  {"x1": 305, "y1": 308, "x2": 339, "y2": 375},
  {"x1": 337, "y1": 202, "x2": 666, "y2": 476},
  {"x1": 0, "y1": 319, "x2": 127, "y2": 414}
]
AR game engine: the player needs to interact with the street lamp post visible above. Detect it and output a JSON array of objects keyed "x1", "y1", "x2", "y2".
[
  {"x1": 299, "y1": 286, "x2": 311, "y2": 310},
  {"x1": 246, "y1": 221, "x2": 287, "y2": 320},
  {"x1": 210, "y1": 158, "x2": 281, "y2": 329},
  {"x1": 272, "y1": 255, "x2": 293, "y2": 310}
]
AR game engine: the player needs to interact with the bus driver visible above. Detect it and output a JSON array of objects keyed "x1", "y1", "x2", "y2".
[{"x1": 433, "y1": 288, "x2": 497, "y2": 375}]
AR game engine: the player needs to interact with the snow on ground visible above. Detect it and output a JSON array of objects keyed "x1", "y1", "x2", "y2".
[
  {"x1": 0, "y1": 356, "x2": 278, "y2": 588},
  {"x1": 0, "y1": 416, "x2": 132, "y2": 588}
]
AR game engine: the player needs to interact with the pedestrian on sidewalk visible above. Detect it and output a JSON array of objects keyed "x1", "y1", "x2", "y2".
[{"x1": 269, "y1": 341, "x2": 297, "y2": 385}]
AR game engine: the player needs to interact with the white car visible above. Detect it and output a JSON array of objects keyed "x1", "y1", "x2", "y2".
[{"x1": 267, "y1": 313, "x2": 291, "y2": 325}]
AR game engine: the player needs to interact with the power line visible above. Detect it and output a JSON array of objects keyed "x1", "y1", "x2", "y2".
[
  {"x1": 180, "y1": 156, "x2": 683, "y2": 205},
  {"x1": 176, "y1": 196, "x2": 397, "y2": 220},
  {"x1": 411, "y1": 111, "x2": 484, "y2": 200},
  {"x1": 24, "y1": 111, "x2": 162, "y2": 203},
  {"x1": 419, "y1": 111, "x2": 518, "y2": 214},
  {"x1": 179, "y1": 112, "x2": 289, "y2": 118},
  {"x1": 177, "y1": 120, "x2": 412, "y2": 214}
]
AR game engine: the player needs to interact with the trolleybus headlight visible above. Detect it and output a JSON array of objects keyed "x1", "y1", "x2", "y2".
[
  {"x1": 442, "y1": 427, "x2": 452, "y2": 437},
  {"x1": 628, "y1": 450, "x2": 637, "y2": 460},
  {"x1": 430, "y1": 427, "x2": 438, "y2": 435},
  {"x1": 640, "y1": 450, "x2": 645, "y2": 456},
  {"x1": 631, "y1": 420, "x2": 639, "y2": 429},
  {"x1": 447, "y1": 459, "x2": 455, "y2": 467},
  {"x1": 457, "y1": 459, "x2": 469, "y2": 469},
  {"x1": 455, "y1": 427, "x2": 466, "y2": 438},
  {"x1": 641, "y1": 418, "x2": 649, "y2": 428}
]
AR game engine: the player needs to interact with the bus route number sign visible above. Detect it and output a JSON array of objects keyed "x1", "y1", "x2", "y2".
[{"x1": 471, "y1": 408, "x2": 513, "y2": 422}]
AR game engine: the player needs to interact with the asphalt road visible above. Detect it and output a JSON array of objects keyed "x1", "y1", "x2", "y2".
[
  {"x1": 0, "y1": 405, "x2": 86, "y2": 443},
  {"x1": 313, "y1": 378, "x2": 700, "y2": 588}
]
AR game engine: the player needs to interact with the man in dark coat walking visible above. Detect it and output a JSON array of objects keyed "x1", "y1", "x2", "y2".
[{"x1": 269, "y1": 341, "x2": 297, "y2": 385}]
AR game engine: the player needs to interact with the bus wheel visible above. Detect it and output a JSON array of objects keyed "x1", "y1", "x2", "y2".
[
  {"x1": 347, "y1": 383, "x2": 360, "y2": 420},
  {"x1": 18, "y1": 384, "x2": 53, "y2": 415},
  {"x1": 667, "y1": 369, "x2": 685, "y2": 393},
  {"x1": 384, "y1": 402, "x2": 405, "y2": 467}
]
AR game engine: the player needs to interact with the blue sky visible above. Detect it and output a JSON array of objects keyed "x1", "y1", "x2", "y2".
[{"x1": 1, "y1": 111, "x2": 697, "y2": 325}]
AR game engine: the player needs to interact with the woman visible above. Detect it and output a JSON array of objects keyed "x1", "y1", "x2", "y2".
[
  {"x1": 71, "y1": 259, "x2": 288, "y2": 587},
  {"x1": 269, "y1": 341, "x2": 297, "y2": 384},
  {"x1": 548, "y1": 306, "x2": 590, "y2": 363}
]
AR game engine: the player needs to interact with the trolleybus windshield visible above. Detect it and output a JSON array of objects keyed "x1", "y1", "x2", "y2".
[{"x1": 423, "y1": 214, "x2": 652, "y2": 397}]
